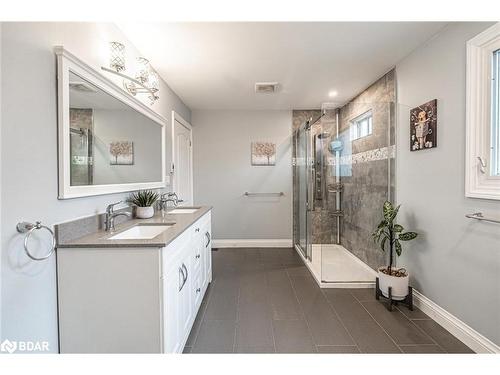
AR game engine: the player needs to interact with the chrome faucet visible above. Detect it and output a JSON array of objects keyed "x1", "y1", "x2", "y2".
[
  {"x1": 104, "y1": 201, "x2": 132, "y2": 231},
  {"x1": 158, "y1": 192, "x2": 181, "y2": 210}
]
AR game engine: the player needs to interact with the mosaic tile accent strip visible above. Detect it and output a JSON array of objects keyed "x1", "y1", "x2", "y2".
[{"x1": 326, "y1": 145, "x2": 395, "y2": 166}]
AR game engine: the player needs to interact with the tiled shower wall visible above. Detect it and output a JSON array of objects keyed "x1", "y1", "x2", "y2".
[
  {"x1": 339, "y1": 70, "x2": 396, "y2": 270},
  {"x1": 292, "y1": 69, "x2": 396, "y2": 270}
]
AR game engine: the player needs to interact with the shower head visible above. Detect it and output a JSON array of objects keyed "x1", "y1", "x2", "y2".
[{"x1": 329, "y1": 139, "x2": 344, "y2": 152}]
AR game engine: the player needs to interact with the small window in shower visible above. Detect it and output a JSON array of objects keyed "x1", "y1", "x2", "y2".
[{"x1": 350, "y1": 110, "x2": 373, "y2": 141}]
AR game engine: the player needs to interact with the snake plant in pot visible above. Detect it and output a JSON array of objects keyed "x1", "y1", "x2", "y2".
[
  {"x1": 128, "y1": 190, "x2": 159, "y2": 219},
  {"x1": 372, "y1": 201, "x2": 418, "y2": 300}
]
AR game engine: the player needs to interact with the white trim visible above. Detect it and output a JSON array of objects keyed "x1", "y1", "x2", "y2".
[
  {"x1": 171, "y1": 111, "x2": 194, "y2": 205},
  {"x1": 55, "y1": 46, "x2": 167, "y2": 199},
  {"x1": 0, "y1": 22, "x2": 3, "y2": 340},
  {"x1": 412, "y1": 290, "x2": 500, "y2": 354},
  {"x1": 465, "y1": 23, "x2": 500, "y2": 200},
  {"x1": 213, "y1": 239, "x2": 293, "y2": 248}
]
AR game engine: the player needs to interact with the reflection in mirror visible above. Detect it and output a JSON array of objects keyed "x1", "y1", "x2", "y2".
[{"x1": 68, "y1": 71, "x2": 162, "y2": 186}]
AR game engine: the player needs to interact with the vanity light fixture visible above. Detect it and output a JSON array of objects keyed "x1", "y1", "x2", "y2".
[
  {"x1": 102, "y1": 42, "x2": 160, "y2": 105},
  {"x1": 109, "y1": 42, "x2": 126, "y2": 72}
]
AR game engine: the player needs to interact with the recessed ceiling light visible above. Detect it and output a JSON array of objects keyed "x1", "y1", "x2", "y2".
[{"x1": 328, "y1": 90, "x2": 338, "y2": 98}]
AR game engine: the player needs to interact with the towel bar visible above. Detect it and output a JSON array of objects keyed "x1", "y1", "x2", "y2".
[
  {"x1": 465, "y1": 212, "x2": 500, "y2": 224},
  {"x1": 244, "y1": 192, "x2": 285, "y2": 197}
]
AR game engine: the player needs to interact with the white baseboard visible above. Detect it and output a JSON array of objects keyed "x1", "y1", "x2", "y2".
[
  {"x1": 412, "y1": 290, "x2": 500, "y2": 354},
  {"x1": 212, "y1": 239, "x2": 293, "y2": 248}
]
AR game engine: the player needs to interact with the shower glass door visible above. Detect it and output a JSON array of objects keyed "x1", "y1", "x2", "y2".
[{"x1": 295, "y1": 125, "x2": 312, "y2": 260}]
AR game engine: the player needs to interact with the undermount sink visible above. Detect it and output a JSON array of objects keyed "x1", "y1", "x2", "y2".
[
  {"x1": 167, "y1": 207, "x2": 200, "y2": 214},
  {"x1": 108, "y1": 223, "x2": 175, "y2": 240}
]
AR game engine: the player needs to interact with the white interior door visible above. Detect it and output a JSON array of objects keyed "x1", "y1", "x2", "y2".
[{"x1": 172, "y1": 112, "x2": 193, "y2": 206}]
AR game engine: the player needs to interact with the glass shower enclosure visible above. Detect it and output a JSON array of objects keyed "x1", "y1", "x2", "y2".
[{"x1": 293, "y1": 70, "x2": 396, "y2": 285}]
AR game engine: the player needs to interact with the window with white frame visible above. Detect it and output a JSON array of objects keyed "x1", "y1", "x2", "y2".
[
  {"x1": 350, "y1": 111, "x2": 373, "y2": 141},
  {"x1": 466, "y1": 23, "x2": 500, "y2": 200},
  {"x1": 492, "y1": 48, "x2": 500, "y2": 176}
]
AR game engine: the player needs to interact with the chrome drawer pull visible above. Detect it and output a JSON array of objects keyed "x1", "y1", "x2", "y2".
[
  {"x1": 205, "y1": 231, "x2": 211, "y2": 247},
  {"x1": 179, "y1": 263, "x2": 188, "y2": 291},
  {"x1": 182, "y1": 263, "x2": 188, "y2": 282},
  {"x1": 179, "y1": 266, "x2": 186, "y2": 291}
]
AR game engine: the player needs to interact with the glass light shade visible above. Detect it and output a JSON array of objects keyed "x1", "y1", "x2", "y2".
[
  {"x1": 148, "y1": 70, "x2": 160, "y2": 93},
  {"x1": 135, "y1": 57, "x2": 150, "y2": 84},
  {"x1": 109, "y1": 42, "x2": 125, "y2": 72}
]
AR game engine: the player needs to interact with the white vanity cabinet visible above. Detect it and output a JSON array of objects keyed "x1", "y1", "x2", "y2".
[
  {"x1": 161, "y1": 211, "x2": 212, "y2": 353},
  {"x1": 57, "y1": 211, "x2": 212, "y2": 353}
]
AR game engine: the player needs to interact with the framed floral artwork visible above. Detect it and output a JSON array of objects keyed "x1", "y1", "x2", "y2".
[
  {"x1": 251, "y1": 141, "x2": 276, "y2": 166},
  {"x1": 109, "y1": 141, "x2": 134, "y2": 165}
]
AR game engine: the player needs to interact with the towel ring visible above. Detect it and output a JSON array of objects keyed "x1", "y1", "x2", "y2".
[{"x1": 16, "y1": 221, "x2": 56, "y2": 261}]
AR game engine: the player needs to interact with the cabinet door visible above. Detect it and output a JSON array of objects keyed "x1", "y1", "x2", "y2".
[
  {"x1": 203, "y1": 219, "x2": 212, "y2": 286},
  {"x1": 163, "y1": 262, "x2": 183, "y2": 353},
  {"x1": 177, "y1": 249, "x2": 193, "y2": 344}
]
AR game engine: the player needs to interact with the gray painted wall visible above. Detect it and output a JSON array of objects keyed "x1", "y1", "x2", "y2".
[
  {"x1": 0, "y1": 22, "x2": 190, "y2": 351},
  {"x1": 396, "y1": 22, "x2": 500, "y2": 345},
  {"x1": 192, "y1": 110, "x2": 292, "y2": 240}
]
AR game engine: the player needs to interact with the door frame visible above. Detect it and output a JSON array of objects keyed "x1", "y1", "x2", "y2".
[{"x1": 171, "y1": 111, "x2": 194, "y2": 205}]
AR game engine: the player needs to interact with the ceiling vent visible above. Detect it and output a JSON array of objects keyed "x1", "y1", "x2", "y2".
[
  {"x1": 69, "y1": 81, "x2": 98, "y2": 93},
  {"x1": 255, "y1": 82, "x2": 279, "y2": 94}
]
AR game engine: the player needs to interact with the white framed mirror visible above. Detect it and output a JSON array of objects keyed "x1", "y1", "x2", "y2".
[{"x1": 55, "y1": 47, "x2": 166, "y2": 199}]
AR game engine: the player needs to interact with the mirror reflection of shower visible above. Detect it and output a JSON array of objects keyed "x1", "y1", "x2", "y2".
[{"x1": 69, "y1": 108, "x2": 94, "y2": 186}]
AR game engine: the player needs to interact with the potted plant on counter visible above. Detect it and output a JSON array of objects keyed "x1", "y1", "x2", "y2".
[
  {"x1": 372, "y1": 201, "x2": 418, "y2": 301},
  {"x1": 128, "y1": 190, "x2": 159, "y2": 219}
]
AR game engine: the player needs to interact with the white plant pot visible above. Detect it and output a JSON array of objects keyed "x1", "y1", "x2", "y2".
[
  {"x1": 135, "y1": 206, "x2": 154, "y2": 219},
  {"x1": 377, "y1": 267, "x2": 409, "y2": 301}
]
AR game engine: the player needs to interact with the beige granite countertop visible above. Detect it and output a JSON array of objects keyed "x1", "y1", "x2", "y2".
[{"x1": 57, "y1": 206, "x2": 212, "y2": 249}]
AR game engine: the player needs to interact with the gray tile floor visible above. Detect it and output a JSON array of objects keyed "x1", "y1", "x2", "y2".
[{"x1": 184, "y1": 248, "x2": 474, "y2": 354}]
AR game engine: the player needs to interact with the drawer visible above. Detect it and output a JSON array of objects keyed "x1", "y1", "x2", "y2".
[
  {"x1": 193, "y1": 271, "x2": 203, "y2": 308},
  {"x1": 161, "y1": 230, "x2": 191, "y2": 276},
  {"x1": 190, "y1": 222, "x2": 202, "y2": 237},
  {"x1": 193, "y1": 247, "x2": 202, "y2": 271},
  {"x1": 192, "y1": 211, "x2": 211, "y2": 233}
]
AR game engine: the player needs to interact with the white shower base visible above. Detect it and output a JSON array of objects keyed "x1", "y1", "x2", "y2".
[{"x1": 295, "y1": 244, "x2": 376, "y2": 288}]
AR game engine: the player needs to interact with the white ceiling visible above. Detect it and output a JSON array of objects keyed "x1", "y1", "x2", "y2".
[{"x1": 118, "y1": 22, "x2": 447, "y2": 110}]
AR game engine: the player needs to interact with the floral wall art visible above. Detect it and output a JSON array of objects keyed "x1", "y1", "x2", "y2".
[
  {"x1": 251, "y1": 141, "x2": 276, "y2": 166},
  {"x1": 109, "y1": 141, "x2": 134, "y2": 165},
  {"x1": 410, "y1": 99, "x2": 437, "y2": 151}
]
